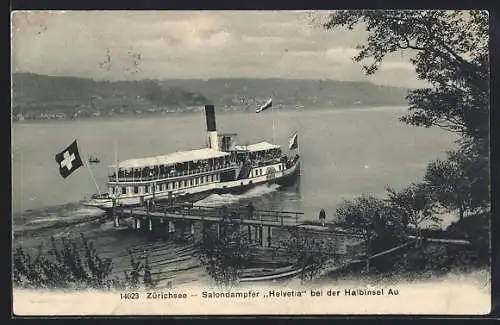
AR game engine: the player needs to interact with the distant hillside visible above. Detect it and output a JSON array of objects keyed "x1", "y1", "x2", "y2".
[{"x1": 12, "y1": 73, "x2": 409, "y2": 121}]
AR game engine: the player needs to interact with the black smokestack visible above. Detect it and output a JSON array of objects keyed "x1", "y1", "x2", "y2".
[{"x1": 205, "y1": 105, "x2": 217, "y2": 132}]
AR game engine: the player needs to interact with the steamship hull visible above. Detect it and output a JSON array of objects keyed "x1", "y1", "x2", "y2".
[{"x1": 83, "y1": 158, "x2": 300, "y2": 211}]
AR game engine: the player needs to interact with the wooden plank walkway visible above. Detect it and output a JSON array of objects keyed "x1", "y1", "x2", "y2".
[
  {"x1": 119, "y1": 204, "x2": 304, "y2": 228},
  {"x1": 116, "y1": 205, "x2": 472, "y2": 245}
]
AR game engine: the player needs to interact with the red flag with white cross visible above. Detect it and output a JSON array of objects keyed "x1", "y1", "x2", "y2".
[{"x1": 55, "y1": 140, "x2": 84, "y2": 179}]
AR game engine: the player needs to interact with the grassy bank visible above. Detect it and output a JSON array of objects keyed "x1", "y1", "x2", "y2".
[{"x1": 316, "y1": 211, "x2": 490, "y2": 283}]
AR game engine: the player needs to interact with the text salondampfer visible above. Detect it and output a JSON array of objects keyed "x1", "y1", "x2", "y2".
[{"x1": 202, "y1": 290, "x2": 306, "y2": 298}]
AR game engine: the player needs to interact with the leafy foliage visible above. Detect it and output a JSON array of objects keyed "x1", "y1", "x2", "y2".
[
  {"x1": 13, "y1": 233, "x2": 158, "y2": 290},
  {"x1": 281, "y1": 228, "x2": 336, "y2": 282},
  {"x1": 446, "y1": 211, "x2": 490, "y2": 265},
  {"x1": 198, "y1": 224, "x2": 250, "y2": 289},
  {"x1": 386, "y1": 183, "x2": 441, "y2": 246},
  {"x1": 323, "y1": 10, "x2": 489, "y2": 150},
  {"x1": 335, "y1": 194, "x2": 407, "y2": 253},
  {"x1": 424, "y1": 148, "x2": 490, "y2": 222}
]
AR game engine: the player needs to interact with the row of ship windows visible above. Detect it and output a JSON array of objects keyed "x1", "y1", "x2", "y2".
[
  {"x1": 110, "y1": 173, "x2": 220, "y2": 195},
  {"x1": 253, "y1": 164, "x2": 283, "y2": 177}
]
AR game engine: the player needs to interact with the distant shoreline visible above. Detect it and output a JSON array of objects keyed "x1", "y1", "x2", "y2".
[
  {"x1": 12, "y1": 72, "x2": 410, "y2": 123},
  {"x1": 12, "y1": 104, "x2": 407, "y2": 124}
]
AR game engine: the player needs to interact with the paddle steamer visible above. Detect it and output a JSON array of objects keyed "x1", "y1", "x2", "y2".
[{"x1": 83, "y1": 105, "x2": 300, "y2": 211}]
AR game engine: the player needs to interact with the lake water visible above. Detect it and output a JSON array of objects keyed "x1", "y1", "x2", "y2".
[{"x1": 12, "y1": 106, "x2": 458, "y2": 286}]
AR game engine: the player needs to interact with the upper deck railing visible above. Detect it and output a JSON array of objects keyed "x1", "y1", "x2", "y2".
[
  {"x1": 108, "y1": 163, "x2": 237, "y2": 183},
  {"x1": 108, "y1": 155, "x2": 291, "y2": 183}
]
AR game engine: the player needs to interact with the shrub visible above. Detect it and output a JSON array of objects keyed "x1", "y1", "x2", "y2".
[
  {"x1": 197, "y1": 223, "x2": 250, "y2": 289},
  {"x1": 13, "y1": 233, "x2": 158, "y2": 290},
  {"x1": 281, "y1": 228, "x2": 336, "y2": 282}
]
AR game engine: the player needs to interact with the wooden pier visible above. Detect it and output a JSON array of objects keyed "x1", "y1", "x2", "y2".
[
  {"x1": 110, "y1": 202, "x2": 472, "y2": 283},
  {"x1": 112, "y1": 203, "x2": 306, "y2": 247}
]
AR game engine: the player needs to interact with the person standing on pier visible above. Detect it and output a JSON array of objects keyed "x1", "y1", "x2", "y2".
[
  {"x1": 247, "y1": 201, "x2": 255, "y2": 220},
  {"x1": 319, "y1": 208, "x2": 326, "y2": 227}
]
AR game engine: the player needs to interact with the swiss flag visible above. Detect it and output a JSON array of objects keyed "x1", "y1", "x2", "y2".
[{"x1": 55, "y1": 140, "x2": 84, "y2": 179}]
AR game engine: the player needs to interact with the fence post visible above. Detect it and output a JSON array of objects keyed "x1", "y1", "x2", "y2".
[
  {"x1": 267, "y1": 226, "x2": 272, "y2": 248},
  {"x1": 259, "y1": 227, "x2": 263, "y2": 246}
]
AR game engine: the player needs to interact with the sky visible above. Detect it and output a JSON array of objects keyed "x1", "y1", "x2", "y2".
[{"x1": 11, "y1": 11, "x2": 425, "y2": 88}]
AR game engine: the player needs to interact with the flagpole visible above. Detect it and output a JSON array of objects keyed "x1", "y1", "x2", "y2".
[
  {"x1": 80, "y1": 146, "x2": 102, "y2": 196},
  {"x1": 297, "y1": 132, "x2": 300, "y2": 156},
  {"x1": 272, "y1": 99, "x2": 276, "y2": 143}
]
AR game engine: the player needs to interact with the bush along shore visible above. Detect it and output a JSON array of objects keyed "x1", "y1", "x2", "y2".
[{"x1": 13, "y1": 233, "x2": 158, "y2": 291}]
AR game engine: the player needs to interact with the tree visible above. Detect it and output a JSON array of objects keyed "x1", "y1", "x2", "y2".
[
  {"x1": 282, "y1": 228, "x2": 336, "y2": 282},
  {"x1": 424, "y1": 148, "x2": 490, "y2": 222},
  {"x1": 198, "y1": 223, "x2": 250, "y2": 289},
  {"x1": 386, "y1": 183, "x2": 441, "y2": 246},
  {"x1": 335, "y1": 194, "x2": 406, "y2": 252},
  {"x1": 322, "y1": 10, "x2": 489, "y2": 152}
]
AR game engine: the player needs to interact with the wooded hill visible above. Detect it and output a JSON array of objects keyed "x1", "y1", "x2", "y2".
[{"x1": 12, "y1": 73, "x2": 409, "y2": 120}]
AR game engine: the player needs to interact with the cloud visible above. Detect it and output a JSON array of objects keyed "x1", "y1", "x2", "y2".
[
  {"x1": 241, "y1": 35, "x2": 286, "y2": 44},
  {"x1": 11, "y1": 11, "x2": 421, "y2": 88},
  {"x1": 287, "y1": 47, "x2": 358, "y2": 65},
  {"x1": 325, "y1": 47, "x2": 358, "y2": 63},
  {"x1": 288, "y1": 50, "x2": 318, "y2": 57},
  {"x1": 380, "y1": 61, "x2": 415, "y2": 71}
]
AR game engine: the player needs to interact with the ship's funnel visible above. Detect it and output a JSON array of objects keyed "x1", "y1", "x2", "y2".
[{"x1": 205, "y1": 105, "x2": 219, "y2": 150}]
